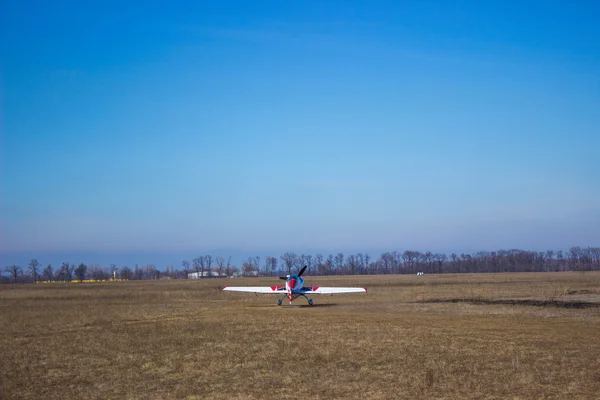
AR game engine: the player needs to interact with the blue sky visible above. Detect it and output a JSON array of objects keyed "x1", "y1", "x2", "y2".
[{"x1": 1, "y1": 1, "x2": 599, "y2": 266}]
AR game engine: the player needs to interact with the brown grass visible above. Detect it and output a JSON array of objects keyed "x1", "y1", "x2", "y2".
[{"x1": 1, "y1": 272, "x2": 600, "y2": 399}]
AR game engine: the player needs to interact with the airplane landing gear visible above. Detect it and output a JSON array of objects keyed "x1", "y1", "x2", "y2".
[
  {"x1": 308, "y1": 298, "x2": 314, "y2": 306},
  {"x1": 277, "y1": 298, "x2": 282, "y2": 306}
]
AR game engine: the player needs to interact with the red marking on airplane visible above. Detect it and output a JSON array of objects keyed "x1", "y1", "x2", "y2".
[{"x1": 312, "y1": 287, "x2": 319, "y2": 291}]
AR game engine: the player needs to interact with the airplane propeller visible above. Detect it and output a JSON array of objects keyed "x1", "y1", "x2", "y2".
[
  {"x1": 278, "y1": 265, "x2": 307, "y2": 280},
  {"x1": 298, "y1": 265, "x2": 307, "y2": 277}
]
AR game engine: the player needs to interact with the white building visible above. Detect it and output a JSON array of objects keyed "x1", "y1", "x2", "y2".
[{"x1": 188, "y1": 270, "x2": 225, "y2": 279}]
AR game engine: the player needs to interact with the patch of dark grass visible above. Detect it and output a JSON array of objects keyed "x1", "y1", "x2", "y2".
[{"x1": 419, "y1": 298, "x2": 600, "y2": 309}]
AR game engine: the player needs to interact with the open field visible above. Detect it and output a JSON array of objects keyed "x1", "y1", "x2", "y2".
[{"x1": 1, "y1": 272, "x2": 600, "y2": 399}]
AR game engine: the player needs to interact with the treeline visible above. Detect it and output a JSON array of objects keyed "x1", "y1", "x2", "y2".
[
  {"x1": 236, "y1": 247, "x2": 600, "y2": 276},
  {"x1": 1, "y1": 262, "x2": 167, "y2": 284},
  {"x1": 2, "y1": 246, "x2": 600, "y2": 284}
]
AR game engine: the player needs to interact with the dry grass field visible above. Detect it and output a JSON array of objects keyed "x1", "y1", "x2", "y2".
[{"x1": 1, "y1": 272, "x2": 600, "y2": 399}]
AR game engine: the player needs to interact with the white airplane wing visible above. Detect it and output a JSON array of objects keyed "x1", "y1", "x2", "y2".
[
  {"x1": 300, "y1": 287, "x2": 367, "y2": 294},
  {"x1": 222, "y1": 286, "x2": 285, "y2": 294}
]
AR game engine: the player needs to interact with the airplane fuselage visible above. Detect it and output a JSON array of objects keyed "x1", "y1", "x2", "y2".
[{"x1": 284, "y1": 274, "x2": 304, "y2": 302}]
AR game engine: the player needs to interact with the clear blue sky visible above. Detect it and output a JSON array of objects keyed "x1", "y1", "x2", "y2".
[{"x1": 1, "y1": 1, "x2": 599, "y2": 266}]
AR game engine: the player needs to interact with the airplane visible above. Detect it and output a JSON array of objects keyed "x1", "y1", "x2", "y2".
[{"x1": 222, "y1": 265, "x2": 367, "y2": 306}]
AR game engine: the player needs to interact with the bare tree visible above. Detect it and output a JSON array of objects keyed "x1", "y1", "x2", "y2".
[
  {"x1": 592, "y1": 247, "x2": 600, "y2": 270},
  {"x1": 379, "y1": 252, "x2": 393, "y2": 274},
  {"x1": 109, "y1": 264, "x2": 118, "y2": 280},
  {"x1": 200, "y1": 256, "x2": 206, "y2": 277},
  {"x1": 216, "y1": 257, "x2": 225, "y2": 277},
  {"x1": 270, "y1": 256, "x2": 278, "y2": 276},
  {"x1": 545, "y1": 250, "x2": 554, "y2": 272},
  {"x1": 305, "y1": 254, "x2": 313, "y2": 275},
  {"x1": 313, "y1": 254, "x2": 323, "y2": 275},
  {"x1": 334, "y1": 253, "x2": 344, "y2": 275},
  {"x1": 5, "y1": 265, "x2": 21, "y2": 283},
  {"x1": 253, "y1": 256, "x2": 261, "y2": 276},
  {"x1": 403, "y1": 251, "x2": 419, "y2": 274},
  {"x1": 346, "y1": 254, "x2": 358, "y2": 275},
  {"x1": 192, "y1": 257, "x2": 202, "y2": 278},
  {"x1": 225, "y1": 256, "x2": 232, "y2": 277},
  {"x1": 205, "y1": 255, "x2": 213, "y2": 277},
  {"x1": 242, "y1": 257, "x2": 258, "y2": 276},
  {"x1": 325, "y1": 254, "x2": 334, "y2": 275},
  {"x1": 356, "y1": 253, "x2": 364, "y2": 274},
  {"x1": 280, "y1": 252, "x2": 297, "y2": 275},
  {"x1": 434, "y1": 253, "x2": 447, "y2": 274},
  {"x1": 298, "y1": 254, "x2": 307, "y2": 273},
  {"x1": 263, "y1": 256, "x2": 273, "y2": 276},
  {"x1": 28, "y1": 259, "x2": 40, "y2": 283},
  {"x1": 181, "y1": 260, "x2": 190, "y2": 278},
  {"x1": 43, "y1": 264, "x2": 53, "y2": 281},
  {"x1": 74, "y1": 263, "x2": 87, "y2": 282},
  {"x1": 61, "y1": 262, "x2": 72, "y2": 282},
  {"x1": 120, "y1": 266, "x2": 132, "y2": 280}
]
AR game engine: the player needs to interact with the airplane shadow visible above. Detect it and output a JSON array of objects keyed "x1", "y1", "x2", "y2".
[
  {"x1": 248, "y1": 303, "x2": 339, "y2": 309},
  {"x1": 293, "y1": 303, "x2": 338, "y2": 308}
]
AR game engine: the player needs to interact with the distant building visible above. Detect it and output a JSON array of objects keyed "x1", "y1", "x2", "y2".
[{"x1": 188, "y1": 269, "x2": 227, "y2": 279}]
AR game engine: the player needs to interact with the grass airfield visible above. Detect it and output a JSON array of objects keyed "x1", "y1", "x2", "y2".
[{"x1": 1, "y1": 272, "x2": 600, "y2": 399}]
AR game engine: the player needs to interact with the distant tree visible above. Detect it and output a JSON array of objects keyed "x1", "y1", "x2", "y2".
[
  {"x1": 263, "y1": 256, "x2": 273, "y2": 276},
  {"x1": 280, "y1": 252, "x2": 297, "y2": 275},
  {"x1": 242, "y1": 257, "x2": 258, "y2": 277},
  {"x1": 61, "y1": 262, "x2": 72, "y2": 282},
  {"x1": 356, "y1": 253, "x2": 365, "y2": 274},
  {"x1": 53, "y1": 267, "x2": 62, "y2": 281},
  {"x1": 313, "y1": 254, "x2": 323, "y2": 275},
  {"x1": 89, "y1": 264, "x2": 107, "y2": 280},
  {"x1": 555, "y1": 251, "x2": 564, "y2": 271},
  {"x1": 543, "y1": 250, "x2": 554, "y2": 272},
  {"x1": 592, "y1": 247, "x2": 600, "y2": 271},
  {"x1": 74, "y1": 263, "x2": 87, "y2": 282},
  {"x1": 5, "y1": 265, "x2": 21, "y2": 283},
  {"x1": 205, "y1": 255, "x2": 213, "y2": 277},
  {"x1": 43, "y1": 264, "x2": 53, "y2": 281},
  {"x1": 192, "y1": 257, "x2": 202, "y2": 278},
  {"x1": 109, "y1": 264, "x2": 118, "y2": 279},
  {"x1": 225, "y1": 256, "x2": 232, "y2": 277},
  {"x1": 133, "y1": 265, "x2": 143, "y2": 280},
  {"x1": 402, "y1": 251, "x2": 419, "y2": 274},
  {"x1": 28, "y1": 259, "x2": 40, "y2": 283},
  {"x1": 270, "y1": 256, "x2": 278, "y2": 277},
  {"x1": 305, "y1": 254, "x2": 313, "y2": 275},
  {"x1": 434, "y1": 253, "x2": 447, "y2": 274},
  {"x1": 253, "y1": 256, "x2": 260, "y2": 276},
  {"x1": 181, "y1": 260, "x2": 190, "y2": 278},
  {"x1": 364, "y1": 254, "x2": 372, "y2": 274},
  {"x1": 325, "y1": 255, "x2": 334, "y2": 275},
  {"x1": 298, "y1": 254, "x2": 307, "y2": 274},
  {"x1": 216, "y1": 257, "x2": 225, "y2": 277},
  {"x1": 379, "y1": 252, "x2": 393, "y2": 274},
  {"x1": 334, "y1": 253, "x2": 344, "y2": 274},
  {"x1": 199, "y1": 257, "x2": 206, "y2": 277},
  {"x1": 120, "y1": 266, "x2": 132, "y2": 280},
  {"x1": 346, "y1": 254, "x2": 358, "y2": 275},
  {"x1": 144, "y1": 264, "x2": 158, "y2": 279}
]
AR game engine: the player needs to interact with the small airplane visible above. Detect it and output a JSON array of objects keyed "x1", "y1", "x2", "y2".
[{"x1": 222, "y1": 265, "x2": 366, "y2": 306}]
